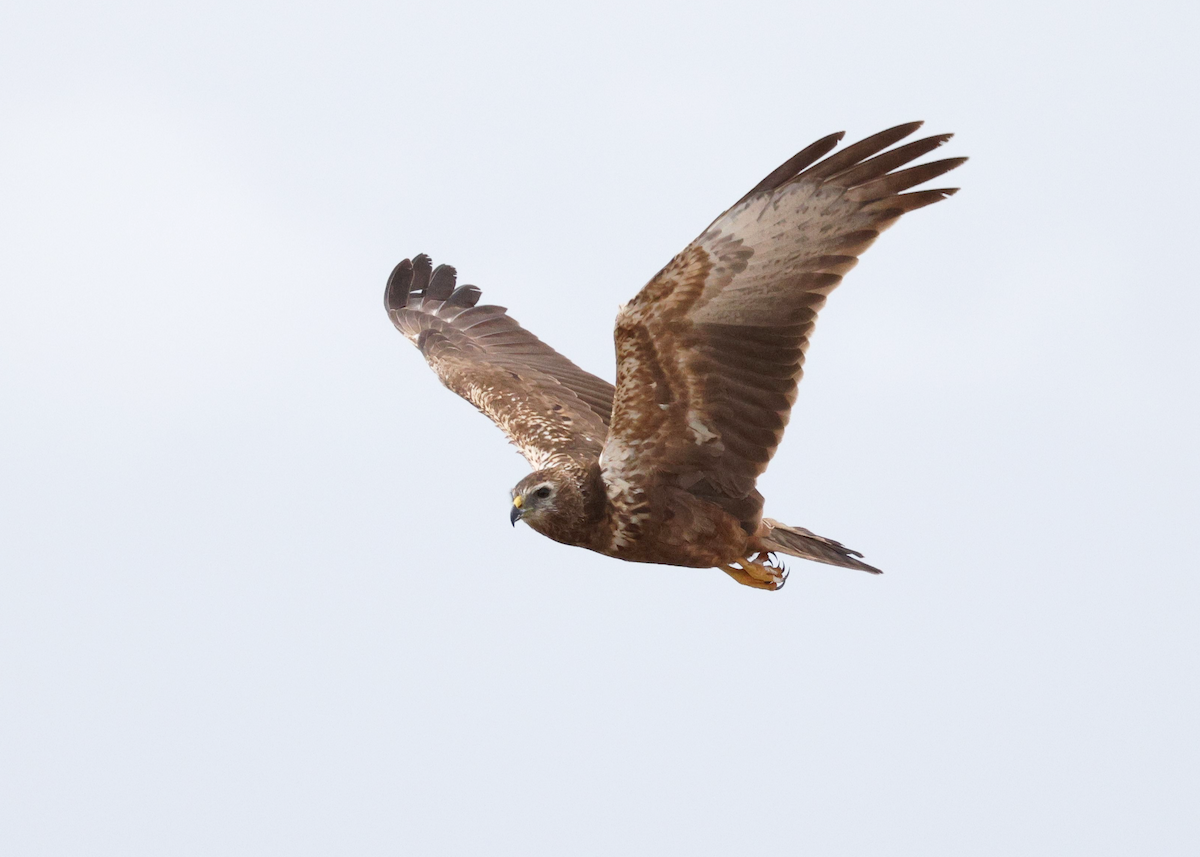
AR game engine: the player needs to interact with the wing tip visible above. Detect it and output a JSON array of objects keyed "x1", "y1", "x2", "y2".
[
  {"x1": 385, "y1": 257, "x2": 415, "y2": 313},
  {"x1": 427, "y1": 263, "x2": 458, "y2": 301},
  {"x1": 387, "y1": 253, "x2": 474, "y2": 316},
  {"x1": 447, "y1": 284, "x2": 483, "y2": 307}
]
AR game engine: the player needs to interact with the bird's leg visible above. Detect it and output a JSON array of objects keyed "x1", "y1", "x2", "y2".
[
  {"x1": 719, "y1": 564, "x2": 770, "y2": 589},
  {"x1": 718, "y1": 554, "x2": 787, "y2": 591}
]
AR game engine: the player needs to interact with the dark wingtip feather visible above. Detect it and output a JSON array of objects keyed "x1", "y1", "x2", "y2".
[
  {"x1": 884, "y1": 120, "x2": 926, "y2": 138},
  {"x1": 831, "y1": 134, "x2": 953, "y2": 188},
  {"x1": 447, "y1": 285, "x2": 482, "y2": 307},
  {"x1": 410, "y1": 254, "x2": 433, "y2": 297},
  {"x1": 735, "y1": 131, "x2": 846, "y2": 206},
  {"x1": 385, "y1": 258, "x2": 414, "y2": 312},
  {"x1": 877, "y1": 187, "x2": 960, "y2": 216},
  {"x1": 803, "y1": 121, "x2": 926, "y2": 181},
  {"x1": 428, "y1": 264, "x2": 457, "y2": 300}
]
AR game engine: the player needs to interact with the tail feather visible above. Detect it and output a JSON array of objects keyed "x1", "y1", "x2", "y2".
[{"x1": 757, "y1": 518, "x2": 882, "y2": 574}]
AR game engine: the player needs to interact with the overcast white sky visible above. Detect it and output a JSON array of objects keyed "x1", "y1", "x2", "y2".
[{"x1": 1, "y1": 0, "x2": 1197, "y2": 854}]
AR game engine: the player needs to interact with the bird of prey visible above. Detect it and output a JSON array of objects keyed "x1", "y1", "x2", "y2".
[{"x1": 385, "y1": 122, "x2": 964, "y2": 590}]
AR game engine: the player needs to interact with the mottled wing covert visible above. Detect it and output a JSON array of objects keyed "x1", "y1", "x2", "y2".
[
  {"x1": 385, "y1": 255, "x2": 614, "y2": 469},
  {"x1": 601, "y1": 122, "x2": 965, "y2": 532}
]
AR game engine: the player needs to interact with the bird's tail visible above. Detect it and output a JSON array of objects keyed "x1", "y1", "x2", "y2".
[{"x1": 755, "y1": 518, "x2": 882, "y2": 574}]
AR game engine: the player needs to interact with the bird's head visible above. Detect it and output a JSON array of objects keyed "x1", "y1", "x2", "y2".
[{"x1": 509, "y1": 470, "x2": 579, "y2": 537}]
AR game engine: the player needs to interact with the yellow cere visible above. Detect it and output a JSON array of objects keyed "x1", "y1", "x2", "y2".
[{"x1": 513, "y1": 496, "x2": 524, "y2": 509}]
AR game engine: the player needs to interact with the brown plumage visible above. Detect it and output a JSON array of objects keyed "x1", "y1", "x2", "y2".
[{"x1": 385, "y1": 122, "x2": 965, "y2": 590}]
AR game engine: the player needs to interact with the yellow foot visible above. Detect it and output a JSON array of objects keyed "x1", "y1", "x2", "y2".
[{"x1": 718, "y1": 557, "x2": 788, "y2": 591}]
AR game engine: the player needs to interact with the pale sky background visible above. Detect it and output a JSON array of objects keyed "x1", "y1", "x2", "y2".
[{"x1": 1, "y1": 0, "x2": 1197, "y2": 854}]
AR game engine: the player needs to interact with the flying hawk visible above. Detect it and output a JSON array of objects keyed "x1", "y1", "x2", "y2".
[{"x1": 385, "y1": 122, "x2": 964, "y2": 590}]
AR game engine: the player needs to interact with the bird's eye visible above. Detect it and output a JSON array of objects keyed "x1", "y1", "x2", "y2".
[{"x1": 534, "y1": 487, "x2": 552, "y2": 499}]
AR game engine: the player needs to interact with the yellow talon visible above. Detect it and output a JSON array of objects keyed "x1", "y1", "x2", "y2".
[{"x1": 719, "y1": 559, "x2": 787, "y2": 591}]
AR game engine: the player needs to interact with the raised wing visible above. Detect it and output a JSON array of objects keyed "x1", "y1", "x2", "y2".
[
  {"x1": 385, "y1": 254, "x2": 614, "y2": 469},
  {"x1": 601, "y1": 122, "x2": 965, "y2": 531}
]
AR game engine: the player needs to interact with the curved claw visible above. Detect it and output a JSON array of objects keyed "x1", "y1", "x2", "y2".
[{"x1": 718, "y1": 558, "x2": 787, "y2": 591}]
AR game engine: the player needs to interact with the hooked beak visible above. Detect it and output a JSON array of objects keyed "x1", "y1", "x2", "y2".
[{"x1": 510, "y1": 496, "x2": 523, "y2": 527}]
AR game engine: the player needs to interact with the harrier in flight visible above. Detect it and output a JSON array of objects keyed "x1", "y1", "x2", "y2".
[{"x1": 385, "y1": 122, "x2": 964, "y2": 590}]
